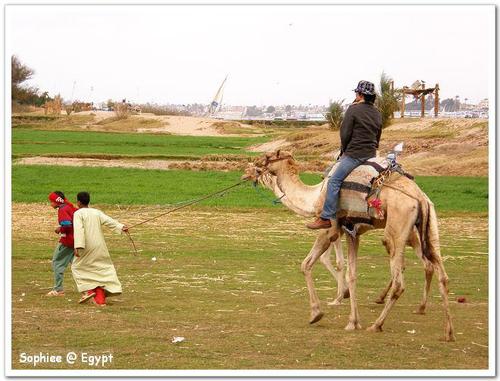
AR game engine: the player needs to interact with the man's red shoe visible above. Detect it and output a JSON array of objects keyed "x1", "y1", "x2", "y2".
[
  {"x1": 306, "y1": 218, "x2": 332, "y2": 230},
  {"x1": 93, "y1": 287, "x2": 106, "y2": 305}
]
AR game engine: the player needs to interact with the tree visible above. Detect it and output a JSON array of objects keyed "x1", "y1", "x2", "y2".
[
  {"x1": 245, "y1": 105, "x2": 262, "y2": 117},
  {"x1": 266, "y1": 105, "x2": 276, "y2": 113},
  {"x1": 376, "y1": 72, "x2": 400, "y2": 128},
  {"x1": 11, "y1": 55, "x2": 52, "y2": 107},
  {"x1": 440, "y1": 98, "x2": 459, "y2": 112},
  {"x1": 12, "y1": 55, "x2": 37, "y2": 103},
  {"x1": 325, "y1": 99, "x2": 344, "y2": 130},
  {"x1": 12, "y1": 55, "x2": 34, "y2": 88}
]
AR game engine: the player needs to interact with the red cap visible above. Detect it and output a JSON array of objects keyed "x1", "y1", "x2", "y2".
[{"x1": 48, "y1": 192, "x2": 66, "y2": 205}]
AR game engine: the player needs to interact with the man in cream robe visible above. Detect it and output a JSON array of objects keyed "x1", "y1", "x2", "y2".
[{"x1": 72, "y1": 191, "x2": 128, "y2": 304}]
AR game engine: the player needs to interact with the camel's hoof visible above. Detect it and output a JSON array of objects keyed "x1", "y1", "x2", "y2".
[
  {"x1": 327, "y1": 299, "x2": 341, "y2": 306},
  {"x1": 344, "y1": 322, "x2": 362, "y2": 331},
  {"x1": 309, "y1": 311, "x2": 324, "y2": 324},
  {"x1": 366, "y1": 324, "x2": 383, "y2": 333},
  {"x1": 444, "y1": 329, "x2": 456, "y2": 342},
  {"x1": 374, "y1": 298, "x2": 385, "y2": 304},
  {"x1": 343, "y1": 289, "x2": 350, "y2": 299},
  {"x1": 442, "y1": 334, "x2": 456, "y2": 342},
  {"x1": 413, "y1": 308, "x2": 426, "y2": 315}
]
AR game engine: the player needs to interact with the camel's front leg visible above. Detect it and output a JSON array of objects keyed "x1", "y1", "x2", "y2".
[
  {"x1": 301, "y1": 230, "x2": 332, "y2": 324},
  {"x1": 320, "y1": 238, "x2": 349, "y2": 306},
  {"x1": 345, "y1": 235, "x2": 362, "y2": 330}
]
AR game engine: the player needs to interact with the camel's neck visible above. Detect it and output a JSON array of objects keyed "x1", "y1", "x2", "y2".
[
  {"x1": 259, "y1": 174, "x2": 313, "y2": 217},
  {"x1": 273, "y1": 165, "x2": 324, "y2": 216}
]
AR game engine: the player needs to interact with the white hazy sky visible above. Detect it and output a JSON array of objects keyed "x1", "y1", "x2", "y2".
[{"x1": 6, "y1": 4, "x2": 494, "y2": 106}]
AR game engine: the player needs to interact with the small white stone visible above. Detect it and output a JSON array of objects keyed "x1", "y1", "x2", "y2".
[
  {"x1": 152, "y1": 257, "x2": 157, "y2": 262},
  {"x1": 172, "y1": 336, "x2": 185, "y2": 343}
]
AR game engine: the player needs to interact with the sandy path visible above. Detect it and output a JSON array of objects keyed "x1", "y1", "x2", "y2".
[
  {"x1": 74, "y1": 111, "x2": 253, "y2": 137},
  {"x1": 16, "y1": 156, "x2": 248, "y2": 172},
  {"x1": 247, "y1": 139, "x2": 290, "y2": 152}
]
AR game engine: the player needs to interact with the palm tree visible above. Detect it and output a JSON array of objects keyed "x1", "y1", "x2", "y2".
[
  {"x1": 377, "y1": 72, "x2": 400, "y2": 128},
  {"x1": 325, "y1": 99, "x2": 344, "y2": 130}
]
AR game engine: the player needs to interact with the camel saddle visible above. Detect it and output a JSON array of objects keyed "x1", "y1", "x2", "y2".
[{"x1": 324, "y1": 157, "x2": 389, "y2": 225}]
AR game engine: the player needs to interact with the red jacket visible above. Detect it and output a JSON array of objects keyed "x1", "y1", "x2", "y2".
[{"x1": 58, "y1": 203, "x2": 76, "y2": 247}]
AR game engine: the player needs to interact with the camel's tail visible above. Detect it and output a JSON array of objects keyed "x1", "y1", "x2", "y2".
[{"x1": 418, "y1": 197, "x2": 440, "y2": 262}]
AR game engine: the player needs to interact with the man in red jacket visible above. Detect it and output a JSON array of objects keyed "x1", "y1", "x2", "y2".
[{"x1": 46, "y1": 191, "x2": 77, "y2": 296}]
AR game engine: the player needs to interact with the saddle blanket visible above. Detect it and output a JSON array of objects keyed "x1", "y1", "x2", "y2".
[{"x1": 324, "y1": 157, "x2": 389, "y2": 222}]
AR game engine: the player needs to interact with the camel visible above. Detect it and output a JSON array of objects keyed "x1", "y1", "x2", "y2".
[
  {"x1": 242, "y1": 163, "x2": 434, "y2": 313},
  {"x1": 244, "y1": 150, "x2": 455, "y2": 341}
]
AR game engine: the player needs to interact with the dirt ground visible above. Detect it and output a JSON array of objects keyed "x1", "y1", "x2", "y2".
[
  {"x1": 16, "y1": 156, "x2": 249, "y2": 172},
  {"x1": 76, "y1": 111, "x2": 255, "y2": 137}
]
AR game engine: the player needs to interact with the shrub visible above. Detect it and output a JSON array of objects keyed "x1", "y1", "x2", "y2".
[
  {"x1": 377, "y1": 72, "x2": 400, "y2": 128},
  {"x1": 12, "y1": 102, "x2": 38, "y2": 113},
  {"x1": 325, "y1": 99, "x2": 344, "y2": 130},
  {"x1": 139, "y1": 103, "x2": 191, "y2": 116},
  {"x1": 114, "y1": 102, "x2": 129, "y2": 119}
]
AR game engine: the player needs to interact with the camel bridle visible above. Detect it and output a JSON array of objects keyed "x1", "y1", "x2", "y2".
[{"x1": 252, "y1": 154, "x2": 292, "y2": 182}]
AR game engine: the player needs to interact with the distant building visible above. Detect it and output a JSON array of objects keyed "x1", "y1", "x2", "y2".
[{"x1": 478, "y1": 98, "x2": 489, "y2": 110}]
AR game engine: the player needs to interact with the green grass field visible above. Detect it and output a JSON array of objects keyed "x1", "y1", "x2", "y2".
[
  {"x1": 12, "y1": 165, "x2": 488, "y2": 213},
  {"x1": 12, "y1": 129, "x2": 269, "y2": 159}
]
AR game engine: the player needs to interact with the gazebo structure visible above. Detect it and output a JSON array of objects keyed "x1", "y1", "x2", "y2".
[{"x1": 400, "y1": 80, "x2": 440, "y2": 118}]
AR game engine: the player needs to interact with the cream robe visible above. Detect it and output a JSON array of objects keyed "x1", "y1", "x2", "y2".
[{"x1": 72, "y1": 207, "x2": 124, "y2": 294}]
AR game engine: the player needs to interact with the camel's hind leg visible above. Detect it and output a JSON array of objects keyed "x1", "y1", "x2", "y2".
[
  {"x1": 320, "y1": 238, "x2": 349, "y2": 306},
  {"x1": 374, "y1": 227, "x2": 434, "y2": 313},
  {"x1": 301, "y1": 230, "x2": 332, "y2": 324},
  {"x1": 367, "y1": 215, "x2": 414, "y2": 333},
  {"x1": 345, "y1": 235, "x2": 362, "y2": 330},
  {"x1": 374, "y1": 279, "x2": 392, "y2": 305},
  {"x1": 407, "y1": 228, "x2": 434, "y2": 315},
  {"x1": 433, "y1": 259, "x2": 455, "y2": 341}
]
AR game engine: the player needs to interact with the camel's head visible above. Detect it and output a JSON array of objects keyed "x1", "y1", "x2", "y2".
[
  {"x1": 254, "y1": 149, "x2": 295, "y2": 175},
  {"x1": 241, "y1": 163, "x2": 263, "y2": 182}
]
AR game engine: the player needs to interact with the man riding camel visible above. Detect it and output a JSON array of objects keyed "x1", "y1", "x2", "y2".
[{"x1": 307, "y1": 80, "x2": 382, "y2": 230}]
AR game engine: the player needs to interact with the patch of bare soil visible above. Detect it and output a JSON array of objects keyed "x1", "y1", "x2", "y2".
[
  {"x1": 16, "y1": 156, "x2": 250, "y2": 172},
  {"x1": 136, "y1": 115, "x2": 252, "y2": 137},
  {"x1": 211, "y1": 121, "x2": 261, "y2": 136},
  {"x1": 247, "y1": 139, "x2": 291, "y2": 153},
  {"x1": 74, "y1": 110, "x2": 114, "y2": 122},
  {"x1": 53, "y1": 112, "x2": 260, "y2": 137}
]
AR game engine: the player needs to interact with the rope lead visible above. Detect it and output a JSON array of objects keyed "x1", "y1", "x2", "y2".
[{"x1": 128, "y1": 180, "x2": 246, "y2": 229}]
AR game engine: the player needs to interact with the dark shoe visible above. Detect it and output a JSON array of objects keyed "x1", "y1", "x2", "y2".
[{"x1": 306, "y1": 218, "x2": 332, "y2": 230}]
